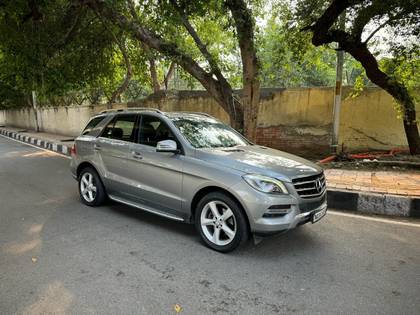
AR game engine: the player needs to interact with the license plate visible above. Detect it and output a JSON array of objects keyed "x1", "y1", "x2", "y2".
[{"x1": 312, "y1": 206, "x2": 327, "y2": 223}]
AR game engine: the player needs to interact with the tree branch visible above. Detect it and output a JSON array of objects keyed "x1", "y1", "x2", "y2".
[
  {"x1": 84, "y1": 0, "x2": 237, "y2": 116},
  {"x1": 363, "y1": 19, "x2": 389, "y2": 44},
  {"x1": 169, "y1": 0, "x2": 226, "y2": 84},
  {"x1": 107, "y1": 34, "x2": 132, "y2": 105},
  {"x1": 163, "y1": 61, "x2": 175, "y2": 90},
  {"x1": 310, "y1": 0, "x2": 352, "y2": 46},
  {"x1": 363, "y1": 12, "x2": 406, "y2": 44}
]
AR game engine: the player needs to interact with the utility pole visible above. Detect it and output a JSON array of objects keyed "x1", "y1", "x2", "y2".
[
  {"x1": 32, "y1": 90, "x2": 40, "y2": 132},
  {"x1": 331, "y1": 12, "x2": 346, "y2": 153}
]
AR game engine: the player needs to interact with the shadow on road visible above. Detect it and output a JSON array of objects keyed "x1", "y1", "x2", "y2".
[{"x1": 100, "y1": 199, "x2": 325, "y2": 259}]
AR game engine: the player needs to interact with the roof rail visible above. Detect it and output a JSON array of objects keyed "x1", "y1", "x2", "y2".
[
  {"x1": 99, "y1": 107, "x2": 163, "y2": 114},
  {"x1": 172, "y1": 111, "x2": 213, "y2": 117},
  {"x1": 99, "y1": 109, "x2": 125, "y2": 114}
]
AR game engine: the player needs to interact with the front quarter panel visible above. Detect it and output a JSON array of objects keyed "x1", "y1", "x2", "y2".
[{"x1": 181, "y1": 154, "x2": 245, "y2": 216}]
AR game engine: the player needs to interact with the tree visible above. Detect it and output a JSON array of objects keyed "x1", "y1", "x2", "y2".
[
  {"x1": 258, "y1": 4, "x2": 337, "y2": 87},
  {"x1": 84, "y1": 0, "x2": 260, "y2": 140},
  {"x1": 0, "y1": 0, "x2": 151, "y2": 108},
  {"x1": 296, "y1": 0, "x2": 420, "y2": 154}
]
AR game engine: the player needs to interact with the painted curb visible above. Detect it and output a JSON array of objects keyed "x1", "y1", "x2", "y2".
[
  {"x1": 0, "y1": 128, "x2": 71, "y2": 156},
  {"x1": 327, "y1": 189, "x2": 420, "y2": 218},
  {"x1": 1, "y1": 127, "x2": 418, "y2": 218}
]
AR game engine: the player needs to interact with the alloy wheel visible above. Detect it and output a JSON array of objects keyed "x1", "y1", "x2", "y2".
[
  {"x1": 200, "y1": 201, "x2": 237, "y2": 246},
  {"x1": 80, "y1": 172, "x2": 97, "y2": 203}
]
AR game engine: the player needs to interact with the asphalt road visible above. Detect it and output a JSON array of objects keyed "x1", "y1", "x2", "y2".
[{"x1": 1, "y1": 135, "x2": 420, "y2": 315}]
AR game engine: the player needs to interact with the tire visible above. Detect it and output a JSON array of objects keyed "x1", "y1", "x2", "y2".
[
  {"x1": 78, "y1": 167, "x2": 107, "y2": 206},
  {"x1": 195, "y1": 192, "x2": 249, "y2": 253}
]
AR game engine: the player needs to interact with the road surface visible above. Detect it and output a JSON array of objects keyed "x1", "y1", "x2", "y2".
[{"x1": 1, "y1": 135, "x2": 420, "y2": 314}]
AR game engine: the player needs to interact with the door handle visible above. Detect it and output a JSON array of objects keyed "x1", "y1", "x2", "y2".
[
  {"x1": 131, "y1": 151, "x2": 143, "y2": 159},
  {"x1": 94, "y1": 144, "x2": 101, "y2": 151}
]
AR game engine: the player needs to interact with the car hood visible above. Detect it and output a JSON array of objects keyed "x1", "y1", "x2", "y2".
[{"x1": 196, "y1": 145, "x2": 322, "y2": 182}]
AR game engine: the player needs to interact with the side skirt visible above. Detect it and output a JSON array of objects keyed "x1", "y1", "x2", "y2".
[{"x1": 108, "y1": 195, "x2": 185, "y2": 222}]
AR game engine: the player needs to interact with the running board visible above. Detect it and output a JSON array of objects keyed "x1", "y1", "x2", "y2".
[{"x1": 109, "y1": 195, "x2": 185, "y2": 222}]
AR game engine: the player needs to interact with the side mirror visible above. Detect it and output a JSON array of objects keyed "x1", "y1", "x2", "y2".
[{"x1": 156, "y1": 140, "x2": 179, "y2": 154}]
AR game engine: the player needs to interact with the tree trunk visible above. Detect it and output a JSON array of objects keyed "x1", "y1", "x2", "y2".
[
  {"x1": 163, "y1": 62, "x2": 175, "y2": 90},
  {"x1": 229, "y1": 97, "x2": 244, "y2": 132},
  {"x1": 388, "y1": 87, "x2": 420, "y2": 155},
  {"x1": 344, "y1": 43, "x2": 420, "y2": 154},
  {"x1": 241, "y1": 66, "x2": 260, "y2": 142},
  {"x1": 226, "y1": 0, "x2": 260, "y2": 142},
  {"x1": 149, "y1": 57, "x2": 161, "y2": 92}
]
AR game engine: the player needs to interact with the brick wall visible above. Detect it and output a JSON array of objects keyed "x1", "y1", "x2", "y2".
[{"x1": 256, "y1": 125, "x2": 332, "y2": 158}]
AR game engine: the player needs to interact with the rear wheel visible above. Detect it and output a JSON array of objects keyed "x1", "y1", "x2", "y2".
[
  {"x1": 78, "y1": 167, "x2": 106, "y2": 206},
  {"x1": 195, "y1": 192, "x2": 249, "y2": 252}
]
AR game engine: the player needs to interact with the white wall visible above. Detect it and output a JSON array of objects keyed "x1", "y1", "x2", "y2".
[
  {"x1": 0, "y1": 110, "x2": 6, "y2": 125},
  {"x1": 4, "y1": 104, "x2": 112, "y2": 136}
]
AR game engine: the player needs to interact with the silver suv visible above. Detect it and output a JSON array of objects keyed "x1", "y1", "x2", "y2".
[{"x1": 70, "y1": 108, "x2": 327, "y2": 252}]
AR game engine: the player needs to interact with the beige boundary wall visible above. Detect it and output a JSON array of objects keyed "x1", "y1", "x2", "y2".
[
  {"x1": 0, "y1": 109, "x2": 6, "y2": 126},
  {"x1": 2, "y1": 87, "x2": 418, "y2": 156}
]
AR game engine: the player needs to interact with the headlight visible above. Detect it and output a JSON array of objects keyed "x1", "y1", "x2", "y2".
[{"x1": 242, "y1": 174, "x2": 288, "y2": 194}]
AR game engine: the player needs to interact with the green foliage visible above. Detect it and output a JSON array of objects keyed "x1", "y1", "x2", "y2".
[
  {"x1": 2, "y1": 0, "x2": 416, "y2": 111},
  {"x1": 257, "y1": 2, "x2": 365, "y2": 88},
  {"x1": 381, "y1": 54, "x2": 420, "y2": 119},
  {"x1": 0, "y1": 0, "x2": 151, "y2": 109}
]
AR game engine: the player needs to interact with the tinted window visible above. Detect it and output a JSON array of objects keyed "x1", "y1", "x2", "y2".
[
  {"x1": 82, "y1": 116, "x2": 105, "y2": 135},
  {"x1": 139, "y1": 116, "x2": 175, "y2": 147},
  {"x1": 101, "y1": 114, "x2": 138, "y2": 142},
  {"x1": 171, "y1": 117, "x2": 249, "y2": 148}
]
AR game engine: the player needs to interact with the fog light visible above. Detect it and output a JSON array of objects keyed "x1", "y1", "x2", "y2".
[{"x1": 263, "y1": 205, "x2": 290, "y2": 218}]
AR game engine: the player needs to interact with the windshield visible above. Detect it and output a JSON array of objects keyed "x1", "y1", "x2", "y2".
[{"x1": 171, "y1": 116, "x2": 249, "y2": 148}]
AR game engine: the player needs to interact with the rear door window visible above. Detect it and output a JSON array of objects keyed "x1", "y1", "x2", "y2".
[
  {"x1": 82, "y1": 116, "x2": 105, "y2": 135},
  {"x1": 101, "y1": 114, "x2": 138, "y2": 142}
]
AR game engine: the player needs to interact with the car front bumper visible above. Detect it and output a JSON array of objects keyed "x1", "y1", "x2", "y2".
[{"x1": 231, "y1": 180, "x2": 327, "y2": 235}]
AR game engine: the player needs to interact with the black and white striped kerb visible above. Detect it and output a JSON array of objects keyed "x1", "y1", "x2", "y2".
[
  {"x1": 327, "y1": 189, "x2": 420, "y2": 218},
  {"x1": 0, "y1": 128, "x2": 71, "y2": 156}
]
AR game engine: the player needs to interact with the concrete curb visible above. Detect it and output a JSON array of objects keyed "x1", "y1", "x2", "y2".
[
  {"x1": 1, "y1": 127, "x2": 419, "y2": 218},
  {"x1": 327, "y1": 189, "x2": 420, "y2": 218},
  {"x1": 0, "y1": 128, "x2": 71, "y2": 156}
]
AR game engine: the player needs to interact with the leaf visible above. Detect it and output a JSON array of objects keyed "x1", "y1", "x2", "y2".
[{"x1": 174, "y1": 303, "x2": 182, "y2": 313}]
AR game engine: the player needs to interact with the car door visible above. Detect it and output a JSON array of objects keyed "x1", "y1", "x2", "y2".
[
  {"x1": 95, "y1": 113, "x2": 139, "y2": 198},
  {"x1": 125, "y1": 114, "x2": 184, "y2": 217}
]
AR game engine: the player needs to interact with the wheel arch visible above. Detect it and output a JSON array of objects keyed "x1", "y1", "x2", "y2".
[
  {"x1": 76, "y1": 161, "x2": 100, "y2": 179},
  {"x1": 190, "y1": 186, "x2": 251, "y2": 232}
]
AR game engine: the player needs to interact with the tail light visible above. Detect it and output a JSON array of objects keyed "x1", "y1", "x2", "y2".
[{"x1": 70, "y1": 143, "x2": 77, "y2": 156}]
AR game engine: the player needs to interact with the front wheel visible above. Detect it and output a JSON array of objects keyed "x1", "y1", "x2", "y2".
[
  {"x1": 195, "y1": 192, "x2": 249, "y2": 252},
  {"x1": 78, "y1": 167, "x2": 106, "y2": 206}
]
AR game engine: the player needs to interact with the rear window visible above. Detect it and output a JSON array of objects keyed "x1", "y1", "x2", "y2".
[{"x1": 82, "y1": 116, "x2": 105, "y2": 135}]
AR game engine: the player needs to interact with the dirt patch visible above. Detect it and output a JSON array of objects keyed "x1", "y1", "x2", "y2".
[{"x1": 321, "y1": 153, "x2": 420, "y2": 173}]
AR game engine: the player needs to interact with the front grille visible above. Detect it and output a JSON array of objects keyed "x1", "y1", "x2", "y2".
[{"x1": 292, "y1": 172, "x2": 326, "y2": 199}]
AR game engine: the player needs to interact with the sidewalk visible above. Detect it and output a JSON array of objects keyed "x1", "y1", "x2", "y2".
[
  {"x1": 325, "y1": 169, "x2": 420, "y2": 197},
  {"x1": 1, "y1": 126, "x2": 419, "y2": 217}
]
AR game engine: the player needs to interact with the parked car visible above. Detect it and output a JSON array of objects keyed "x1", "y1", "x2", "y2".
[{"x1": 70, "y1": 108, "x2": 327, "y2": 252}]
